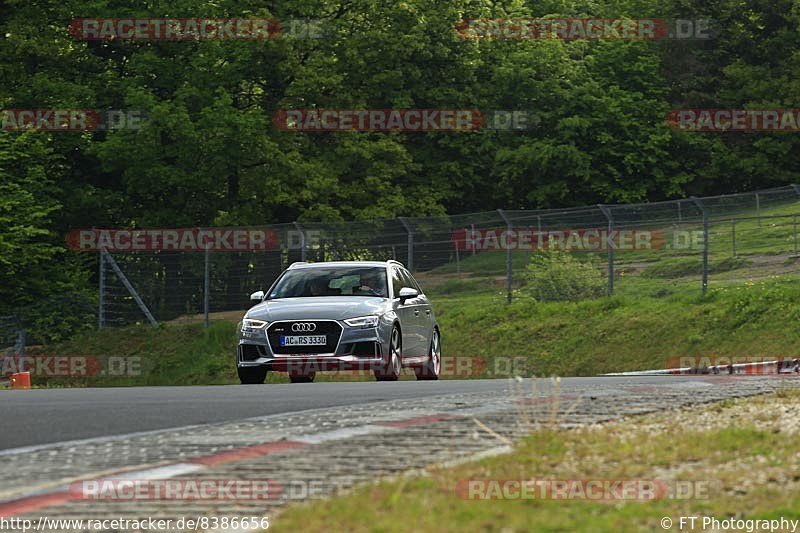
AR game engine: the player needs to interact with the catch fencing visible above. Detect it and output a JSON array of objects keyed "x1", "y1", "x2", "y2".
[
  {"x1": 92, "y1": 185, "x2": 800, "y2": 327},
  {"x1": 0, "y1": 315, "x2": 25, "y2": 377}
]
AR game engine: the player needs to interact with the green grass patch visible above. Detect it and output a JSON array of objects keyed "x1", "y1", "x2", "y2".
[
  {"x1": 269, "y1": 393, "x2": 800, "y2": 532},
  {"x1": 23, "y1": 274, "x2": 800, "y2": 386},
  {"x1": 433, "y1": 277, "x2": 800, "y2": 376},
  {"x1": 430, "y1": 250, "x2": 531, "y2": 276},
  {"x1": 425, "y1": 277, "x2": 496, "y2": 297},
  {"x1": 640, "y1": 256, "x2": 750, "y2": 279},
  {"x1": 26, "y1": 321, "x2": 243, "y2": 387}
]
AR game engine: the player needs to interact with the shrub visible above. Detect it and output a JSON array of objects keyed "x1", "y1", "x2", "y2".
[{"x1": 521, "y1": 252, "x2": 606, "y2": 302}]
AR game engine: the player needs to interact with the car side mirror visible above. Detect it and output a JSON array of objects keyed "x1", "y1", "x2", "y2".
[
  {"x1": 250, "y1": 290, "x2": 265, "y2": 302},
  {"x1": 398, "y1": 287, "x2": 419, "y2": 303}
]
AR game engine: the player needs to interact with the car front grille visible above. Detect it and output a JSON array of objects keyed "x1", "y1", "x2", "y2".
[{"x1": 266, "y1": 320, "x2": 343, "y2": 355}]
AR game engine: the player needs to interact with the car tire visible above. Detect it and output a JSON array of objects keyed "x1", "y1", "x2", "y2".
[
  {"x1": 289, "y1": 371, "x2": 316, "y2": 383},
  {"x1": 238, "y1": 365, "x2": 267, "y2": 384},
  {"x1": 415, "y1": 328, "x2": 441, "y2": 381},
  {"x1": 375, "y1": 325, "x2": 402, "y2": 381}
]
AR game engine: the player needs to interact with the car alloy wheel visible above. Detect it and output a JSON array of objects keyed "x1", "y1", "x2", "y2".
[
  {"x1": 375, "y1": 325, "x2": 402, "y2": 381},
  {"x1": 415, "y1": 328, "x2": 440, "y2": 381}
]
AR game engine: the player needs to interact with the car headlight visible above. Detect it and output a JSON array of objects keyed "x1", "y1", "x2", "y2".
[
  {"x1": 242, "y1": 318, "x2": 268, "y2": 330},
  {"x1": 344, "y1": 315, "x2": 380, "y2": 328}
]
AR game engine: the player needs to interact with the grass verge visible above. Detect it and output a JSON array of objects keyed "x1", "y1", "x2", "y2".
[
  {"x1": 269, "y1": 389, "x2": 800, "y2": 532},
  {"x1": 434, "y1": 277, "x2": 800, "y2": 376},
  {"x1": 12, "y1": 276, "x2": 800, "y2": 386}
]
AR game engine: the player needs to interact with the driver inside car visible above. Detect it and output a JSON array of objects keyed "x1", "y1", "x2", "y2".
[
  {"x1": 308, "y1": 277, "x2": 328, "y2": 297},
  {"x1": 354, "y1": 271, "x2": 383, "y2": 296}
]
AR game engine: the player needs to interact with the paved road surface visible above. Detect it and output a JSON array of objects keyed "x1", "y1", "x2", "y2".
[
  {"x1": 0, "y1": 376, "x2": 746, "y2": 450},
  {"x1": 2, "y1": 375, "x2": 797, "y2": 525}
]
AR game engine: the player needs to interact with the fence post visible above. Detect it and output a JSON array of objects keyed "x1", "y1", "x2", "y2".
[
  {"x1": 597, "y1": 205, "x2": 614, "y2": 296},
  {"x1": 731, "y1": 219, "x2": 736, "y2": 257},
  {"x1": 102, "y1": 249, "x2": 158, "y2": 327},
  {"x1": 755, "y1": 192, "x2": 761, "y2": 227},
  {"x1": 497, "y1": 209, "x2": 512, "y2": 303},
  {"x1": 98, "y1": 249, "x2": 105, "y2": 330},
  {"x1": 398, "y1": 217, "x2": 414, "y2": 272},
  {"x1": 691, "y1": 197, "x2": 709, "y2": 293},
  {"x1": 13, "y1": 321, "x2": 25, "y2": 358},
  {"x1": 673, "y1": 221, "x2": 678, "y2": 256},
  {"x1": 470, "y1": 223, "x2": 476, "y2": 255},
  {"x1": 204, "y1": 246, "x2": 210, "y2": 328},
  {"x1": 293, "y1": 221, "x2": 307, "y2": 262},
  {"x1": 455, "y1": 241, "x2": 460, "y2": 276},
  {"x1": 794, "y1": 215, "x2": 798, "y2": 255}
]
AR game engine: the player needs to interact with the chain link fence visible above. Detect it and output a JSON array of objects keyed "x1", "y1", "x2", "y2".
[
  {"x1": 0, "y1": 315, "x2": 25, "y2": 378},
  {"x1": 91, "y1": 185, "x2": 800, "y2": 327}
]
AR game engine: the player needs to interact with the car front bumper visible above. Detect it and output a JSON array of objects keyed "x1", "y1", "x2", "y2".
[{"x1": 237, "y1": 320, "x2": 392, "y2": 372}]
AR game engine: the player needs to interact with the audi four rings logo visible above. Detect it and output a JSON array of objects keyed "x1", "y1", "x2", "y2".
[{"x1": 292, "y1": 322, "x2": 317, "y2": 332}]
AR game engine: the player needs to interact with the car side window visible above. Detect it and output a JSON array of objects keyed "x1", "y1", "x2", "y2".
[
  {"x1": 399, "y1": 269, "x2": 416, "y2": 293},
  {"x1": 402, "y1": 269, "x2": 422, "y2": 293},
  {"x1": 391, "y1": 267, "x2": 404, "y2": 297}
]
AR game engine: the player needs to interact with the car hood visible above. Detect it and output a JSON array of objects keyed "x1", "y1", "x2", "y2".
[{"x1": 245, "y1": 297, "x2": 390, "y2": 322}]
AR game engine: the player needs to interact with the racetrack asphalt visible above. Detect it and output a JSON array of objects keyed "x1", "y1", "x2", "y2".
[{"x1": 0, "y1": 376, "x2": 721, "y2": 451}]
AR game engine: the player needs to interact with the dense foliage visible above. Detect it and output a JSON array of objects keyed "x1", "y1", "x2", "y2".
[{"x1": 1, "y1": 0, "x2": 799, "y2": 313}]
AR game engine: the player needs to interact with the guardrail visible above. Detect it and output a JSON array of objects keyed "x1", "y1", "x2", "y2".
[{"x1": 603, "y1": 359, "x2": 800, "y2": 376}]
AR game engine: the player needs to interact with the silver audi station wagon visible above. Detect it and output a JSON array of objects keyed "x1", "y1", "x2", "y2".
[{"x1": 237, "y1": 260, "x2": 441, "y2": 384}]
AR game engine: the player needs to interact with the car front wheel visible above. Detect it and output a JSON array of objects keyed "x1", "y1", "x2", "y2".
[{"x1": 375, "y1": 325, "x2": 402, "y2": 381}]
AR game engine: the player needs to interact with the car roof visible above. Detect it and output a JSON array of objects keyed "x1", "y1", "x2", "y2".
[{"x1": 287, "y1": 260, "x2": 404, "y2": 270}]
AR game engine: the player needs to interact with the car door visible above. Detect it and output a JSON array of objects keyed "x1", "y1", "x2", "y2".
[
  {"x1": 397, "y1": 268, "x2": 427, "y2": 357},
  {"x1": 402, "y1": 268, "x2": 432, "y2": 355},
  {"x1": 405, "y1": 269, "x2": 434, "y2": 353},
  {"x1": 391, "y1": 267, "x2": 417, "y2": 359}
]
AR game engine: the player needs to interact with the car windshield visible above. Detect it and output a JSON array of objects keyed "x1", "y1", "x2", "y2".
[{"x1": 268, "y1": 266, "x2": 389, "y2": 299}]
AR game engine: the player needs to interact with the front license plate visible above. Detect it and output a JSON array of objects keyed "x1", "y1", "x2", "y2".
[{"x1": 280, "y1": 335, "x2": 326, "y2": 346}]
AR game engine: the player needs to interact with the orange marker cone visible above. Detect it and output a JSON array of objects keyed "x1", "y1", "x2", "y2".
[{"x1": 9, "y1": 371, "x2": 31, "y2": 389}]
